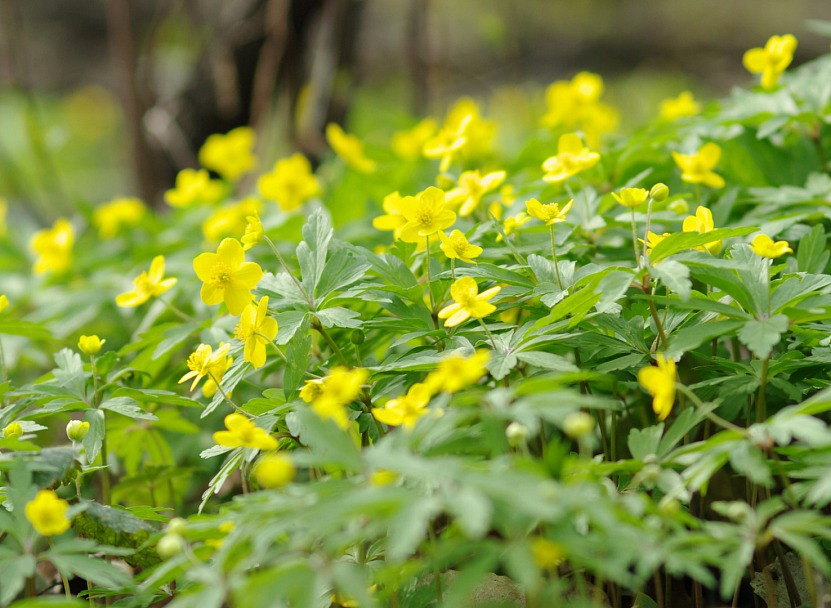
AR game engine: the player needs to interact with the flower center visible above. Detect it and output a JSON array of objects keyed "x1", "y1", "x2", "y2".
[
  {"x1": 210, "y1": 262, "x2": 234, "y2": 285},
  {"x1": 419, "y1": 210, "x2": 434, "y2": 226}
]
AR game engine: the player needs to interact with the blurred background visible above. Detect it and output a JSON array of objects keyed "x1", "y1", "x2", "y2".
[{"x1": 2, "y1": 0, "x2": 831, "y2": 219}]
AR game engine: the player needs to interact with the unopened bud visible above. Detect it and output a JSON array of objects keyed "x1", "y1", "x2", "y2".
[
  {"x1": 66, "y1": 420, "x2": 90, "y2": 442},
  {"x1": 167, "y1": 517, "x2": 187, "y2": 536},
  {"x1": 506, "y1": 422, "x2": 530, "y2": 446},
  {"x1": 156, "y1": 533, "x2": 185, "y2": 559},
  {"x1": 3, "y1": 422, "x2": 23, "y2": 439},
  {"x1": 562, "y1": 411, "x2": 594, "y2": 439},
  {"x1": 649, "y1": 183, "x2": 669, "y2": 202},
  {"x1": 351, "y1": 329, "x2": 365, "y2": 345}
]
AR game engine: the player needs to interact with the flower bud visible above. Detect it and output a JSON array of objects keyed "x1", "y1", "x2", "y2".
[
  {"x1": 167, "y1": 517, "x2": 187, "y2": 536},
  {"x1": 351, "y1": 329, "x2": 365, "y2": 345},
  {"x1": 78, "y1": 335, "x2": 105, "y2": 356},
  {"x1": 156, "y1": 533, "x2": 185, "y2": 559},
  {"x1": 506, "y1": 422, "x2": 530, "y2": 447},
  {"x1": 3, "y1": 422, "x2": 23, "y2": 439},
  {"x1": 649, "y1": 182, "x2": 669, "y2": 202},
  {"x1": 66, "y1": 420, "x2": 90, "y2": 442},
  {"x1": 562, "y1": 411, "x2": 594, "y2": 439},
  {"x1": 668, "y1": 199, "x2": 689, "y2": 215}
]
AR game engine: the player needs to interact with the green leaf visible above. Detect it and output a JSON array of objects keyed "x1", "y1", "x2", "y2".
[
  {"x1": 649, "y1": 226, "x2": 757, "y2": 264},
  {"x1": 83, "y1": 409, "x2": 105, "y2": 464},
  {"x1": 738, "y1": 314, "x2": 789, "y2": 359},
  {"x1": 99, "y1": 397, "x2": 157, "y2": 421},
  {"x1": 284, "y1": 316, "x2": 311, "y2": 398},
  {"x1": 797, "y1": 224, "x2": 829, "y2": 274},
  {"x1": 297, "y1": 208, "x2": 333, "y2": 296},
  {"x1": 71, "y1": 500, "x2": 161, "y2": 569},
  {"x1": 0, "y1": 554, "x2": 36, "y2": 605},
  {"x1": 0, "y1": 320, "x2": 52, "y2": 340},
  {"x1": 8, "y1": 599, "x2": 85, "y2": 608},
  {"x1": 650, "y1": 260, "x2": 691, "y2": 300},
  {"x1": 666, "y1": 319, "x2": 745, "y2": 358},
  {"x1": 314, "y1": 307, "x2": 362, "y2": 329},
  {"x1": 316, "y1": 247, "x2": 370, "y2": 301},
  {"x1": 515, "y1": 351, "x2": 579, "y2": 373},
  {"x1": 52, "y1": 348, "x2": 90, "y2": 398},
  {"x1": 628, "y1": 424, "x2": 664, "y2": 460},
  {"x1": 288, "y1": 409, "x2": 362, "y2": 472}
]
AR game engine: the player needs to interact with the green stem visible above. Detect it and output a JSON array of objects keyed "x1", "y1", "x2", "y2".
[
  {"x1": 428, "y1": 525, "x2": 443, "y2": 603},
  {"x1": 549, "y1": 224, "x2": 563, "y2": 290},
  {"x1": 47, "y1": 537, "x2": 72, "y2": 598},
  {"x1": 450, "y1": 257, "x2": 456, "y2": 282},
  {"x1": 756, "y1": 358, "x2": 769, "y2": 424},
  {"x1": 425, "y1": 242, "x2": 435, "y2": 312},
  {"x1": 676, "y1": 384, "x2": 746, "y2": 435},
  {"x1": 264, "y1": 234, "x2": 314, "y2": 309},
  {"x1": 630, "y1": 207, "x2": 641, "y2": 270},
  {"x1": 647, "y1": 292, "x2": 669, "y2": 350},
  {"x1": 156, "y1": 295, "x2": 192, "y2": 322},
  {"x1": 101, "y1": 411, "x2": 111, "y2": 506},
  {"x1": 0, "y1": 337, "x2": 7, "y2": 407},
  {"x1": 641, "y1": 196, "x2": 654, "y2": 264},
  {"x1": 208, "y1": 372, "x2": 245, "y2": 414},
  {"x1": 477, "y1": 318, "x2": 497, "y2": 350},
  {"x1": 315, "y1": 323, "x2": 349, "y2": 367}
]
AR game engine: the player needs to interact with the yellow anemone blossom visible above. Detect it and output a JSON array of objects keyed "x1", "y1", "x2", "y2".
[
  {"x1": 0, "y1": 294, "x2": 7, "y2": 314},
  {"x1": 164, "y1": 168, "x2": 224, "y2": 208},
  {"x1": 672, "y1": 143, "x2": 724, "y2": 189},
  {"x1": 682, "y1": 206, "x2": 722, "y2": 254},
  {"x1": 640, "y1": 231, "x2": 671, "y2": 256},
  {"x1": 78, "y1": 335, "x2": 105, "y2": 356},
  {"x1": 194, "y1": 238, "x2": 263, "y2": 315},
  {"x1": 253, "y1": 453, "x2": 295, "y2": 488},
  {"x1": 213, "y1": 413, "x2": 277, "y2": 450},
  {"x1": 299, "y1": 378, "x2": 325, "y2": 403},
  {"x1": 612, "y1": 188, "x2": 648, "y2": 208},
  {"x1": 202, "y1": 197, "x2": 262, "y2": 243},
  {"x1": 531, "y1": 537, "x2": 566, "y2": 571},
  {"x1": 325, "y1": 123, "x2": 377, "y2": 173},
  {"x1": 446, "y1": 170, "x2": 506, "y2": 217},
  {"x1": 372, "y1": 192, "x2": 408, "y2": 239},
  {"x1": 241, "y1": 214, "x2": 264, "y2": 251},
  {"x1": 525, "y1": 198, "x2": 573, "y2": 226},
  {"x1": 750, "y1": 234, "x2": 793, "y2": 259},
  {"x1": 438, "y1": 277, "x2": 501, "y2": 328},
  {"x1": 497, "y1": 212, "x2": 531, "y2": 242},
  {"x1": 25, "y1": 490, "x2": 71, "y2": 536},
  {"x1": 638, "y1": 353, "x2": 677, "y2": 421},
  {"x1": 542, "y1": 72, "x2": 618, "y2": 148},
  {"x1": 392, "y1": 118, "x2": 437, "y2": 159},
  {"x1": 116, "y1": 255, "x2": 178, "y2": 307},
  {"x1": 423, "y1": 113, "x2": 471, "y2": 172},
  {"x1": 234, "y1": 297, "x2": 278, "y2": 369},
  {"x1": 31, "y1": 218, "x2": 74, "y2": 275},
  {"x1": 542, "y1": 133, "x2": 600, "y2": 184},
  {"x1": 93, "y1": 197, "x2": 145, "y2": 239},
  {"x1": 257, "y1": 153, "x2": 321, "y2": 211},
  {"x1": 179, "y1": 342, "x2": 232, "y2": 392},
  {"x1": 399, "y1": 187, "x2": 456, "y2": 243},
  {"x1": 310, "y1": 367, "x2": 369, "y2": 430},
  {"x1": 660, "y1": 91, "x2": 701, "y2": 121},
  {"x1": 439, "y1": 230, "x2": 483, "y2": 264},
  {"x1": 743, "y1": 34, "x2": 797, "y2": 91},
  {"x1": 444, "y1": 98, "x2": 495, "y2": 159},
  {"x1": 425, "y1": 350, "x2": 490, "y2": 393},
  {"x1": 198, "y1": 126, "x2": 257, "y2": 181},
  {"x1": 372, "y1": 383, "x2": 432, "y2": 429},
  {"x1": 3, "y1": 422, "x2": 23, "y2": 439}
]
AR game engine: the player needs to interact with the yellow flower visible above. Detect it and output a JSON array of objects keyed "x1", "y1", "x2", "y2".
[
  {"x1": 638, "y1": 353, "x2": 677, "y2": 421},
  {"x1": 446, "y1": 170, "x2": 506, "y2": 217},
  {"x1": 193, "y1": 238, "x2": 263, "y2": 315},
  {"x1": 370, "y1": 469, "x2": 398, "y2": 486},
  {"x1": 241, "y1": 214, "x2": 264, "y2": 251},
  {"x1": 542, "y1": 133, "x2": 600, "y2": 184},
  {"x1": 25, "y1": 490, "x2": 70, "y2": 536},
  {"x1": 439, "y1": 230, "x2": 483, "y2": 264},
  {"x1": 743, "y1": 34, "x2": 797, "y2": 91},
  {"x1": 78, "y1": 335, "x2": 105, "y2": 356},
  {"x1": 438, "y1": 277, "x2": 501, "y2": 328},
  {"x1": 660, "y1": 91, "x2": 701, "y2": 121},
  {"x1": 202, "y1": 197, "x2": 262, "y2": 243},
  {"x1": 497, "y1": 212, "x2": 531, "y2": 242},
  {"x1": 640, "y1": 231, "x2": 671, "y2": 256},
  {"x1": 93, "y1": 197, "x2": 145, "y2": 239},
  {"x1": 750, "y1": 234, "x2": 793, "y2": 259},
  {"x1": 3, "y1": 422, "x2": 23, "y2": 439},
  {"x1": 672, "y1": 143, "x2": 724, "y2": 189},
  {"x1": 525, "y1": 198, "x2": 573, "y2": 226},
  {"x1": 202, "y1": 355, "x2": 233, "y2": 399},
  {"x1": 258, "y1": 153, "x2": 321, "y2": 212},
  {"x1": 116, "y1": 255, "x2": 178, "y2": 308},
  {"x1": 179, "y1": 342, "x2": 232, "y2": 392},
  {"x1": 325, "y1": 123, "x2": 376, "y2": 173},
  {"x1": 682, "y1": 206, "x2": 722, "y2": 254},
  {"x1": 423, "y1": 113, "x2": 471, "y2": 172},
  {"x1": 399, "y1": 187, "x2": 456, "y2": 243},
  {"x1": 612, "y1": 188, "x2": 648, "y2": 208},
  {"x1": 234, "y1": 297, "x2": 278, "y2": 369},
  {"x1": 425, "y1": 350, "x2": 490, "y2": 393},
  {"x1": 253, "y1": 453, "x2": 295, "y2": 488},
  {"x1": 198, "y1": 126, "x2": 257, "y2": 181},
  {"x1": 213, "y1": 413, "x2": 277, "y2": 450},
  {"x1": 531, "y1": 537, "x2": 565, "y2": 571},
  {"x1": 31, "y1": 218, "x2": 74, "y2": 275},
  {"x1": 372, "y1": 192, "x2": 408, "y2": 239},
  {"x1": 66, "y1": 420, "x2": 90, "y2": 442},
  {"x1": 164, "y1": 168, "x2": 224, "y2": 208},
  {"x1": 372, "y1": 383, "x2": 432, "y2": 429},
  {"x1": 542, "y1": 72, "x2": 619, "y2": 147},
  {"x1": 443, "y1": 98, "x2": 495, "y2": 159},
  {"x1": 392, "y1": 118, "x2": 437, "y2": 159},
  {"x1": 0, "y1": 294, "x2": 8, "y2": 314},
  {"x1": 299, "y1": 378, "x2": 325, "y2": 403},
  {"x1": 310, "y1": 367, "x2": 369, "y2": 430}
]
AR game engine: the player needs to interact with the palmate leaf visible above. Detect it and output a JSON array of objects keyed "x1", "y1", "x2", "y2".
[
  {"x1": 738, "y1": 314, "x2": 789, "y2": 359},
  {"x1": 71, "y1": 501, "x2": 161, "y2": 569},
  {"x1": 297, "y1": 207, "x2": 333, "y2": 298}
]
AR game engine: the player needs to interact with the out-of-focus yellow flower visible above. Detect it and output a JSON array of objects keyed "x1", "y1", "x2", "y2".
[
  {"x1": 25, "y1": 490, "x2": 70, "y2": 536},
  {"x1": 326, "y1": 123, "x2": 376, "y2": 173},
  {"x1": 234, "y1": 297, "x2": 278, "y2": 369},
  {"x1": 446, "y1": 170, "x2": 506, "y2": 217},
  {"x1": 254, "y1": 453, "x2": 295, "y2": 488},
  {"x1": 425, "y1": 350, "x2": 490, "y2": 393},
  {"x1": 443, "y1": 97, "x2": 495, "y2": 159},
  {"x1": 660, "y1": 91, "x2": 701, "y2": 121},
  {"x1": 213, "y1": 413, "x2": 277, "y2": 450},
  {"x1": 531, "y1": 537, "x2": 565, "y2": 571},
  {"x1": 202, "y1": 197, "x2": 262, "y2": 243},
  {"x1": 78, "y1": 335, "x2": 105, "y2": 356},
  {"x1": 423, "y1": 113, "x2": 471, "y2": 172},
  {"x1": 372, "y1": 383, "x2": 432, "y2": 429},
  {"x1": 300, "y1": 378, "x2": 325, "y2": 403},
  {"x1": 193, "y1": 238, "x2": 263, "y2": 315},
  {"x1": 31, "y1": 219, "x2": 74, "y2": 275},
  {"x1": 638, "y1": 353, "x2": 676, "y2": 421},
  {"x1": 672, "y1": 143, "x2": 724, "y2": 189},
  {"x1": 370, "y1": 469, "x2": 398, "y2": 486},
  {"x1": 542, "y1": 133, "x2": 600, "y2": 184},
  {"x1": 3, "y1": 422, "x2": 23, "y2": 439},
  {"x1": 63, "y1": 85, "x2": 119, "y2": 141},
  {"x1": 241, "y1": 214, "x2": 263, "y2": 251},
  {"x1": 198, "y1": 127, "x2": 257, "y2": 181},
  {"x1": 497, "y1": 212, "x2": 531, "y2": 242},
  {"x1": 488, "y1": 202, "x2": 503, "y2": 222},
  {"x1": 392, "y1": 118, "x2": 437, "y2": 159},
  {"x1": 439, "y1": 230, "x2": 482, "y2": 264},
  {"x1": 640, "y1": 231, "x2": 671, "y2": 256},
  {"x1": 612, "y1": 188, "x2": 648, "y2": 208},
  {"x1": 542, "y1": 72, "x2": 619, "y2": 147},
  {"x1": 165, "y1": 168, "x2": 224, "y2": 208},
  {"x1": 258, "y1": 153, "x2": 321, "y2": 211},
  {"x1": 116, "y1": 255, "x2": 177, "y2": 307},
  {"x1": 669, "y1": 199, "x2": 689, "y2": 215},
  {"x1": 743, "y1": 34, "x2": 797, "y2": 91},
  {"x1": 750, "y1": 234, "x2": 793, "y2": 259},
  {"x1": 525, "y1": 198, "x2": 573, "y2": 226},
  {"x1": 399, "y1": 187, "x2": 456, "y2": 243},
  {"x1": 66, "y1": 420, "x2": 90, "y2": 442},
  {"x1": 438, "y1": 277, "x2": 501, "y2": 328},
  {"x1": 372, "y1": 192, "x2": 408, "y2": 239},
  {"x1": 310, "y1": 367, "x2": 369, "y2": 430},
  {"x1": 179, "y1": 343, "x2": 232, "y2": 393},
  {"x1": 682, "y1": 206, "x2": 722, "y2": 254},
  {"x1": 93, "y1": 197, "x2": 145, "y2": 239},
  {"x1": 0, "y1": 295, "x2": 8, "y2": 314}
]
